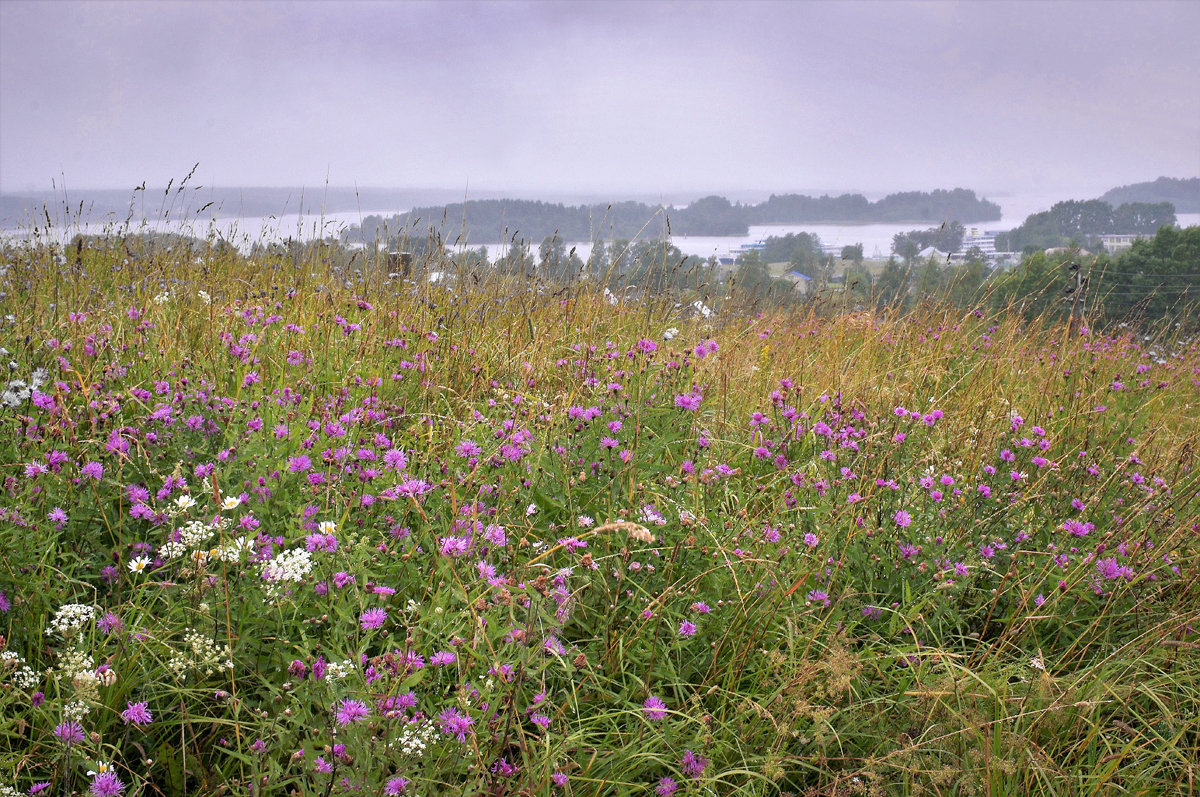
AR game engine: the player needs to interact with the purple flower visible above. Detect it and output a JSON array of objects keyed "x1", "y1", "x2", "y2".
[
  {"x1": 678, "y1": 620, "x2": 697, "y2": 637},
  {"x1": 439, "y1": 535, "x2": 472, "y2": 557},
  {"x1": 89, "y1": 773, "x2": 125, "y2": 797},
  {"x1": 807, "y1": 589, "x2": 831, "y2": 606},
  {"x1": 383, "y1": 448, "x2": 408, "y2": 470},
  {"x1": 360, "y1": 608, "x2": 388, "y2": 630},
  {"x1": 97, "y1": 611, "x2": 123, "y2": 635},
  {"x1": 643, "y1": 696, "x2": 667, "y2": 720},
  {"x1": 893, "y1": 510, "x2": 912, "y2": 528},
  {"x1": 335, "y1": 698, "x2": 371, "y2": 726},
  {"x1": 429, "y1": 650, "x2": 456, "y2": 666},
  {"x1": 437, "y1": 707, "x2": 475, "y2": 742},
  {"x1": 657, "y1": 777, "x2": 679, "y2": 796},
  {"x1": 81, "y1": 461, "x2": 104, "y2": 481},
  {"x1": 1063, "y1": 519, "x2": 1093, "y2": 537},
  {"x1": 54, "y1": 720, "x2": 84, "y2": 746},
  {"x1": 681, "y1": 749, "x2": 709, "y2": 778},
  {"x1": 384, "y1": 777, "x2": 410, "y2": 795},
  {"x1": 288, "y1": 455, "x2": 312, "y2": 473},
  {"x1": 121, "y1": 701, "x2": 153, "y2": 726}
]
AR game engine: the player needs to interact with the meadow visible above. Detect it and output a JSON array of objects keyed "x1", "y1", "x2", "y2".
[{"x1": 0, "y1": 233, "x2": 1198, "y2": 796}]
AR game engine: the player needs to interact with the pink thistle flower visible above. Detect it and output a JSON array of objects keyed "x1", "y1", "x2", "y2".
[
  {"x1": 334, "y1": 698, "x2": 371, "y2": 726},
  {"x1": 359, "y1": 608, "x2": 388, "y2": 630},
  {"x1": 643, "y1": 696, "x2": 668, "y2": 720}
]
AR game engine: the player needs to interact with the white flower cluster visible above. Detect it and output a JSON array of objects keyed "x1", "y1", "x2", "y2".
[
  {"x1": 161, "y1": 516, "x2": 234, "y2": 562},
  {"x1": 167, "y1": 629, "x2": 233, "y2": 679},
  {"x1": 198, "y1": 290, "x2": 212, "y2": 305},
  {"x1": 214, "y1": 535, "x2": 255, "y2": 563},
  {"x1": 1, "y1": 366, "x2": 49, "y2": 409},
  {"x1": 260, "y1": 548, "x2": 314, "y2": 583},
  {"x1": 324, "y1": 658, "x2": 355, "y2": 681},
  {"x1": 48, "y1": 603, "x2": 95, "y2": 636},
  {"x1": 391, "y1": 719, "x2": 440, "y2": 757},
  {"x1": 159, "y1": 540, "x2": 186, "y2": 560},
  {"x1": 0, "y1": 650, "x2": 39, "y2": 690},
  {"x1": 55, "y1": 648, "x2": 97, "y2": 686},
  {"x1": 153, "y1": 290, "x2": 171, "y2": 305},
  {"x1": 63, "y1": 699, "x2": 91, "y2": 721}
]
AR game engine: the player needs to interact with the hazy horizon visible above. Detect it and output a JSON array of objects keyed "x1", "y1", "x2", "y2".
[{"x1": 2, "y1": 0, "x2": 1198, "y2": 200}]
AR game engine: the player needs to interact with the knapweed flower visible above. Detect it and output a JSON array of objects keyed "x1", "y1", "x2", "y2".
[
  {"x1": 643, "y1": 696, "x2": 668, "y2": 720},
  {"x1": 384, "y1": 777, "x2": 410, "y2": 795},
  {"x1": 437, "y1": 707, "x2": 475, "y2": 742},
  {"x1": 681, "y1": 749, "x2": 709, "y2": 778},
  {"x1": 334, "y1": 698, "x2": 371, "y2": 726},
  {"x1": 54, "y1": 720, "x2": 85, "y2": 746},
  {"x1": 119, "y1": 705, "x2": 151, "y2": 729},
  {"x1": 287, "y1": 455, "x2": 312, "y2": 473},
  {"x1": 657, "y1": 777, "x2": 679, "y2": 796},
  {"x1": 893, "y1": 510, "x2": 912, "y2": 528},
  {"x1": 679, "y1": 620, "x2": 697, "y2": 637},
  {"x1": 88, "y1": 772, "x2": 125, "y2": 797},
  {"x1": 359, "y1": 608, "x2": 388, "y2": 630}
]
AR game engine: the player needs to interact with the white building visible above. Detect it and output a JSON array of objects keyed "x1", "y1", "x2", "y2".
[
  {"x1": 1099, "y1": 234, "x2": 1145, "y2": 254},
  {"x1": 960, "y1": 227, "x2": 1000, "y2": 256}
]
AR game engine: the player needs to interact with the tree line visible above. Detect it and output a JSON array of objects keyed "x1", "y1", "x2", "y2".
[
  {"x1": 995, "y1": 200, "x2": 1176, "y2": 253},
  {"x1": 339, "y1": 189, "x2": 1002, "y2": 244}
]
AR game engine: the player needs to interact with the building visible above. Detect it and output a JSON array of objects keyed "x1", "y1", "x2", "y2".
[
  {"x1": 780, "y1": 270, "x2": 812, "y2": 294},
  {"x1": 1099, "y1": 234, "x2": 1145, "y2": 254},
  {"x1": 960, "y1": 227, "x2": 1000, "y2": 256}
]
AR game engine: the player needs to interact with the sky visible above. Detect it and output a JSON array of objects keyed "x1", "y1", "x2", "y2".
[{"x1": 1, "y1": 0, "x2": 1198, "y2": 202}]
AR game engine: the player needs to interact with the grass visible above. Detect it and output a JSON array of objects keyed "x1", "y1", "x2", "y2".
[{"x1": 0, "y1": 227, "x2": 1197, "y2": 796}]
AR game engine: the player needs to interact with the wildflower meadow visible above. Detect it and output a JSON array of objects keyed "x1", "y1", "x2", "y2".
[{"x1": 0, "y1": 231, "x2": 1197, "y2": 796}]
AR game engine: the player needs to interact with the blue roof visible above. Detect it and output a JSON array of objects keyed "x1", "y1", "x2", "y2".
[{"x1": 787, "y1": 270, "x2": 812, "y2": 280}]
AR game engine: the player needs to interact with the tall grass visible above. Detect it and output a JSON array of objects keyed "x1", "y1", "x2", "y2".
[{"x1": 0, "y1": 230, "x2": 1197, "y2": 796}]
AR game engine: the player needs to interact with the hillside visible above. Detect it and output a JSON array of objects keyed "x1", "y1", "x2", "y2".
[{"x1": 1099, "y1": 176, "x2": 1200, "y2": 212}]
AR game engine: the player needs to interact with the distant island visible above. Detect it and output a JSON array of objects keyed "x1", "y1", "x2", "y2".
[
  {"x1": 1098, "y1": 177, "x2": 1200, "y2": 213},
  {"x1": 340, "y1": 189, "x2": 1002, "y2": 245}
]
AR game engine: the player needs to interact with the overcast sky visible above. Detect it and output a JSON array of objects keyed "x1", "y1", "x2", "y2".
[{"x1": 1, "y1": 0, "x2": 1197, "y2": 200}]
